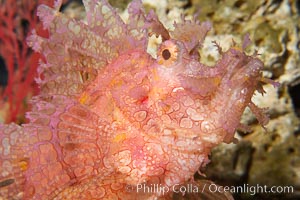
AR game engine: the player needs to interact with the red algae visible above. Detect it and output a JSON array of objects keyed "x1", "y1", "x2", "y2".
[{"x1": 0, "y1": 0, "x2": 276, "y2": 199}]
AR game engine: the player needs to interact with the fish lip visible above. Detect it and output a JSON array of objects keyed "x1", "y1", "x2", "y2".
[{"x1": 231, "y1": 56, "x2": 264, "y2": 82}]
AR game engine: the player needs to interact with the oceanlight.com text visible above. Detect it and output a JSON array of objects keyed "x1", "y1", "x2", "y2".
[{"x1": 208, "y1": 183, "x2": 294, "y2": 196}]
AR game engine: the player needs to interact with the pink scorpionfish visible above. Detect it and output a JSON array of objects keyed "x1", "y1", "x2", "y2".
[{"x1": 0, "y1": 0, "x2": 276, "y2": 199}]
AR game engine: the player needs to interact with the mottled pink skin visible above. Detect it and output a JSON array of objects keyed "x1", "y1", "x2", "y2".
[{"x1": 0, "y1": 0, "x2": 271, "y2": 199}]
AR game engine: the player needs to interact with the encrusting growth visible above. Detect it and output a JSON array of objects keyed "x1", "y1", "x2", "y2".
[{"x1": 0, "y1": 0, "x2": 277, "y2": 199}]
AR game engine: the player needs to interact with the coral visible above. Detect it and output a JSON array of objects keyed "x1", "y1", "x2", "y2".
[
  {"x1": 0, "y1": 0, "x2": 276, "y2": 199},
  {"x1": 0, "y1": 0, "x2": 54, "y2": 123}
]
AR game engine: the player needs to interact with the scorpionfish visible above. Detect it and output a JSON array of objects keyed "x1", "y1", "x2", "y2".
[{"x1": 0, "y1": 0, "x2": 276, "y2": 199}]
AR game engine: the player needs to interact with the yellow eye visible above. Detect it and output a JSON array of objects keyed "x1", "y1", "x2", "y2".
[{"x1": 157, "y1": 40, "x2": 179, "y2": 67}]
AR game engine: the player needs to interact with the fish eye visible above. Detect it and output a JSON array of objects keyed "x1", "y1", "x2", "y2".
[
  {"x1": 157, "y1": 40, "x2": 179, "y2": 67},
  {"x1": 162, "y1": 49, "x2": 171, "y2": 60}
]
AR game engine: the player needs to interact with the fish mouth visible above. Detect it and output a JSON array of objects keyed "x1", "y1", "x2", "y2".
[{"x1": 225, "y1": 48, "x2": 264, "y2": 82}]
